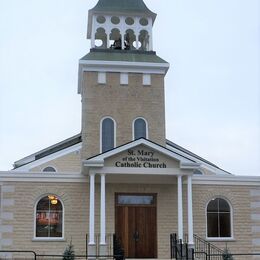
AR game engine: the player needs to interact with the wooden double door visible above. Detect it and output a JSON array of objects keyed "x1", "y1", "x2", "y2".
[{"x1": 115, "y1": 194, "x2": 157, "y2": 258}]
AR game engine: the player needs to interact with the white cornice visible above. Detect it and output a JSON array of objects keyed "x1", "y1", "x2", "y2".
[
  {"x1": 0, "y1": 171, "x2": 86, "y2": 183},
  {"x1": 193, "y1": 175, "x2": 260, "y2": 186},
  {"x1": 78, "y1": 60, "x2": 169, "y2": 94}
]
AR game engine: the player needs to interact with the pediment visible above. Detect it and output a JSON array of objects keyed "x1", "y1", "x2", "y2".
[
  {"x1": 105, "y1": 144, "x2": 179, "y2": 169},
  {"x1": 83, "y1": 139, "x2": 200, "y2": 174}
]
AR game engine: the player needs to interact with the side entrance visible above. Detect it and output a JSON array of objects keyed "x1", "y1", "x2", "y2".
[{"x1": 115, "y1": 193, "x2": 157, "y2": 258}]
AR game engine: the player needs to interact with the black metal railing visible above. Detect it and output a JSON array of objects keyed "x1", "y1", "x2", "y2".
[
  {"x1": 193, "y1": 234, "x2": 224, "y2": 260},
  {"x1": 170, "y1": 233, "x2": 194, "y2": 260},
  {"x1": 85, "y1": 233, "x2": 124, "y2": 260},
  {"x1": 170, "y1": 233, "x2": 225, "y2": 260},
  {"x1": 0, "y1": 250, "x2": 123, "y2": 260}
]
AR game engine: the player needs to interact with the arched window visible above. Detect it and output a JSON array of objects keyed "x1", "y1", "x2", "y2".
[
  {"x1": 193, "y1": 169, "x2": 203, "y2": 175},
  {"x1": 101, "y1": 117, "x2": 115, "y2": 153},
  {"x1": 133, "y1": 118, "x2": 147, "y2": 140},
  {"x1": 35, "y1": 195, "x2": 63, "y2": 238},
  {"x1": 42, "y1": 166, "x2": 56, "y2": 172},
  {"x1": 207, "y1": 198, "x2": 231, "y2": 238}
]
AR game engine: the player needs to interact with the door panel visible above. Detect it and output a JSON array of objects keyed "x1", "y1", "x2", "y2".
[
  {"x1": 115, "y1": 194, "x2": 157, "y2": 258},
  {"x1": 135, "y1": 207, "x2": 157, "y2": 258},
  {"x1": 127, "y1": 207, "x2": 136, "y2": 257}
]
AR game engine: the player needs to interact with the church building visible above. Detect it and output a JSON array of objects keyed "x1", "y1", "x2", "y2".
[{"x1": 0, "y1": 0, "x2": 260, "y2": 259}]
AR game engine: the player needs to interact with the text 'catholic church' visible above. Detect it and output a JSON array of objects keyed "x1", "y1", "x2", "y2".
[{"x1": 1, "y1": 0, "x2": 260, "y2": 259}]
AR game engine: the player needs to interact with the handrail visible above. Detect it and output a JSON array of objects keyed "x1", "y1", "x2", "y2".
[
  {"x1": 193, "y1": 233, "x2": 224, "y2": 260},
  {"x1": 170, "y1": 233, "x2": 224, "y2": 260},
  {"x1": 194, "y1": 234, "x2": 224, "y2": 252}
]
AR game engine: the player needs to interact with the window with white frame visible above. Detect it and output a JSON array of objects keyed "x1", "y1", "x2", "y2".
[
  {"x1": 134, "y1": 118, "x2": 147, "y2": 140},
  {"x1": 42, "y1": 166, "x2": 56, "y2": 172},
  {"x1": 35, "y1": 195, "x2": 63, "y2": 238},
  {"x1": 101, "y1": 117, "x2": 115, "y2": 152},
  {"x1": 207, "y1": 198, "x2": 231, "y2": 238}
]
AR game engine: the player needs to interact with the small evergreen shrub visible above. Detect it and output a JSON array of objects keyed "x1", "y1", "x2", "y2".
[
  {"x1": 63, "y1": 240, "x2": 75, "y2": 260},
  {"x1": 222, "y1": 247, "x2": 233, "y2": 260}
]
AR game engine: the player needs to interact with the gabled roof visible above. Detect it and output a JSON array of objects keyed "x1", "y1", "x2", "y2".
[
  {"x1": 12, "y1": 133, "x2": 230, "y2": 175},
  {"x1": 13, "y1": 134, "x2": 81, "y2": 169}
]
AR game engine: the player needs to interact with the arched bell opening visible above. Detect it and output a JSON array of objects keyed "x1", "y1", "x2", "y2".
[
  {"x1": 110, "y1": 28, "x2": 122, "y2": 50},
  {"x1": 138, "y1": 30, "x2": 150, "y2": 51},
  {"x1": 124, "y1": 29, "x2": 136, "y2": 50},
  {"x1": 95, "y1": 27, "x2": 107, "y2": 49}
]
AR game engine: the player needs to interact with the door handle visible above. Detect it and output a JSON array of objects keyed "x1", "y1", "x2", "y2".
[{"x1": 133, "y1": 231, "x2": 139, "y2": 241}]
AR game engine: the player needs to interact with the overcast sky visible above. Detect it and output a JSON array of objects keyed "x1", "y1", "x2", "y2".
[{"x1": 0, "y1": 0, "x2": 259, "y2": 175}]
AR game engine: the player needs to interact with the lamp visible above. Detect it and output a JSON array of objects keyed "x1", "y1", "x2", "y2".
[
  {"x1": 51, "y1": 199, "x2": 58, "y2": 205},
  {"x1": 48, "y1": 195, "x2": 58, "y2": 205}
]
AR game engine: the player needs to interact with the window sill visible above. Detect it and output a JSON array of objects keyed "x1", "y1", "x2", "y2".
[
  {"x1": 32, "y1": 238, "x2": 66, "y2": 242},
  {"x1": 206, "y1": 237, "x2": 236, "y2": 242}
]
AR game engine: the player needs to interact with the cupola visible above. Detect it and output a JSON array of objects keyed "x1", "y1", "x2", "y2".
[{"x1": 87, "y1": 0, "x2": 156, "y2": 51}]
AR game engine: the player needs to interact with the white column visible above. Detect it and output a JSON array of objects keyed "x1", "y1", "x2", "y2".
[
  {"x1": 100, "y1": 173, "x2": 106, "y2": 245},
  {"x1": 177, "y1": 175, "x2": 183, "y2": 240},
  {"x1": 187, "y1": 175, "x2": 194, "y2": 245},
  {"x1": 106, "y1": 30, "x2": 110, "y2": 49},
  {"x1": 149, "y1": 29, "x2": 153, "y2": 51},
  {"x1": 89, "y1": 173, "x2": 95, "y2": 245},
  {"x1": 135, "y1": 29, "x2": 139, "y2": 49}
]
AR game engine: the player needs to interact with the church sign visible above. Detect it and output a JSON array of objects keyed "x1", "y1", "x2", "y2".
[{"x1": 115, "y1": 148, "x2": 167, "y2": 168}]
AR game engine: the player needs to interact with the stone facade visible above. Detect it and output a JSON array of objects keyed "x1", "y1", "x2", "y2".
[
  {"x1": 81, "y1": 72, "x2": 166, "y2": 159},
  {"x1": 30, "y1": 151, "x2": 81, "y2": 173},
  {"x1": 0, "y1": 180, "x2": 258, "y2": 259}
]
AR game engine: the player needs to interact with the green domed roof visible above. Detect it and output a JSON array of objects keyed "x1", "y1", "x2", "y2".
[{"x1": 90, "y1": 0, "x2": 156, "y2": 19}]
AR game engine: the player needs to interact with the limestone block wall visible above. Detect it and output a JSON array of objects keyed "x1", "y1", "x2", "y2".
[
  {"x1": 191, "y1": 184, "x2": 253, "y2": 259},
  {"x1": 0, "y1": 182, "x2": 89, "y2": 256},
  {"x1": 0, "y1": 184, "x2": 15, "y2": 250},
  {"x1": 81, "y1": 72, "x2": 166, "y2": 159},
  {"x1": 30, "y1": 151, "x2": 81, "y2": 173},
  {"x1": 0, "y1": 180, "x2": 258, "y2": 259},
  {"x1": 250, "y1": 187, "x2": 260, "y2": 256}
]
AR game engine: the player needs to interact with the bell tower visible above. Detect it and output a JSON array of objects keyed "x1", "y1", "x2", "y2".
[{"x1": 78, "y1": 0, "x2": 169, "y2": 159}]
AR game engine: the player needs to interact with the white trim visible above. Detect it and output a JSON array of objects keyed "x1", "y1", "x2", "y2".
[
  {"x1": 178, "y1": 175, "x2": 183, "y2": 240},
  {"x1": 187, "y1": 176, "x2": 194, "y2": 245},
  {"x1": 206, "y1": 238, "x2": 236, "y2": 242},
  {"x1": 100, "y1": 116, "x2": 117, "y2": 153},
  {"x1": 12, "y1": 143, "x2": 82, "y2": 171},
  {"x1": 100, "y1": 173, "x2": 106, "y2": 245},
  {"x1": 87, "y1": 167, "x2": 194, "y2": 176},
  {"x1": 205, "y1": 196, "x2": 234, "y2": 240},
  {"x1": 32, "y1": 238, "x2": 66, "y2": 242},
  {"x1": 0, "y1": 172, "x2": 86, "y2": 183},
  {"x1": 98, "y1": 72, "x2": 106, "y2": 84},
  {"x1": 86, "y1": 138, "x2": 197, "y2": 167},
  {"x1": 89, "y1": 173, "x2": 95, "y2": 245},
  {"x1": 142, "y1": 73, "x2": 151, "y2": 86},
  {"x1": 193, "y1": 175, "x2": 260, "y2": 185},
  {"x1": 132, "y1": 117, "x2": 149, "y2": 140},
  {"x1": 33, "y1": 194, "x2": 65, "y2": 240},
  {"x1": 78, "y1": 61, "x2": 169, "y2": 94},
  {"x1": 120, "y1": 72, "x2": 128, "y2": 85}
]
